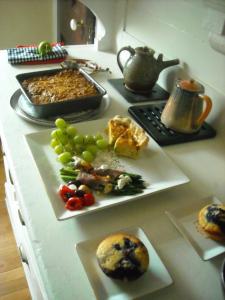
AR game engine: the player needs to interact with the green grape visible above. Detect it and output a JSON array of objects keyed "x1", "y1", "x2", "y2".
[
  {"x1": 74, "y1": 144, "x2": 84, "y2": 155},
  {"x1": 82, "y1": 150, "x2": 94, "y2": 163},
  {"x1": 58, "y1": 152, "x2": 72, "y2": 164},
  {"x1": 54, "y1": 144, "x2": 64, "y2": 154},
  {"x1": 64, "y1": 143, "x2": 74, "y2": 153},
  {"x1": 96, "y1": 139, "x2": 108, "y2": 149},
  {"x1": 73, "y1": 134, "x2": 84, "y2": 145},
  {"x1": 55, "y1": 118, "x2": 67, "y2": 129},
  {"x1": 66, "y1": 125, "x2": 77, "y2": 137},
  {"x1": 51, "y1": 129, "x2": 68, "y2": 145},
  {"x1": 59, "y1": 134, "x2": 68, "y2": 145},
  {"x1": 94, "y1": 133, "x2": 103, "y2": 141},
  {"x1": 51, "y1": 128, "x2": 64, "y2": 139},
  {"x1": 50, "y1": 138, "x2": 59, "y2": 148},
  {"x1": 84, "y1": 134, "x2": 95, "y2": 144},
  {"x1": 86, "y1": 144, "x2": 98, "y2": 155},
  {"x1": 51, "y1": 129, "x2": 59, "y2": 139}
]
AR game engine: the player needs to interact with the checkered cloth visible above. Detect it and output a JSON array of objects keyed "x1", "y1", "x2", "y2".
[{"x1": 7, "y1": 43, "x2": 68, "y2": 65}]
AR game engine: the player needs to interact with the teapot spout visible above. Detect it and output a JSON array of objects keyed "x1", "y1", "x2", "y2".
[{"x1": 157, "y1": 54, "x2": 179, "y2": 71}]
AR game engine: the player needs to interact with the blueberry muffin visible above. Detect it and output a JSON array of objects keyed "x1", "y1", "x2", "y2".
[
  {"x1": 198, "y1": 204, "x2": 225, "y2": 241},
  {"x1": 96, "y1": 232, "x2": 149, "y2": 281}
]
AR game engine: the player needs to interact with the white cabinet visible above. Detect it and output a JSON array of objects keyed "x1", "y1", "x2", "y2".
[{"x1": 3, "y1": 152, "x2": 45, "y2": 300}]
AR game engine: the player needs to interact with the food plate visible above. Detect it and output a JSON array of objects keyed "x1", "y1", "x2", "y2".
[
  {"x1": 166, "y1": 196, "x2": 225, "y2": 260},
  {"x1": 24, "y1": 118, "x2": 189, "y2": 220},
  {"x1": 75, "y1": 226, "x2": 173, "y2": 300},
  {"x1": 15, "y1": 67, "x2": 106, "y2": 118}
]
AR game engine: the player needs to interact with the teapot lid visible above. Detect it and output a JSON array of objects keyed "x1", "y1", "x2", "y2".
[
  {"x1": 178, "y1": 79, "x2": 204, "y2": 93},
  {"x1": 135, "y1": 46, "x2": 155, "y2": 55}
]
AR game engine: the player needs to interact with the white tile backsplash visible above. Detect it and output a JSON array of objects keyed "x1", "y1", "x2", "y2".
[
  {"x1": 115, "y1": 0, "x2": 225, "y2": 92},
  {"x1": 111, "y1": 0, "x2": 225, "y2": 129}
]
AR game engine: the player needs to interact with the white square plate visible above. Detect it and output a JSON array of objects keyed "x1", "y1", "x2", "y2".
[
  {"x1": 166, "y1": 196, "x2": 225, "y2": 260},
  {"x1": 24, "y1": 118, "x2": 189, "y2": 220},
  {"x1": 75, "y1": 227, "x2": 173, "y2": 300}
]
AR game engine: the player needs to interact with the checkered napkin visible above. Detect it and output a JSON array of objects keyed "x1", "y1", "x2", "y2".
[{"x1": 7, "y1": 43, "x2": 68, "y2": 65}]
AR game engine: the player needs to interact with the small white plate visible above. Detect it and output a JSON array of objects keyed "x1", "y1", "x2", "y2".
[
  {"x1": 166, "y1": 196, "x2": 225, "y2": 260},
  {"x1": 24, "y1": 118, "x2": 189, "y2": 220},
  {"x1": 75, "y1": 227, "x2": 173, "y2": 300}
]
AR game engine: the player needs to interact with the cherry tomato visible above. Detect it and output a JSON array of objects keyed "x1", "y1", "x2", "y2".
[
  {"x1": 65, "y1": 197, "x2": 83, "y2": 210},
  {"x1": 83, "y1": 193, "x2": 95, "y2": 206},
  {"x1": 59, "y1": 184, "x2": 75, "y2": 202}
]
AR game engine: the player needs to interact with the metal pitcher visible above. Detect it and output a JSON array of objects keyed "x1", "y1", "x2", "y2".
[{"x1": 161, "y1": 79, "x2": 212, "y2": 133}]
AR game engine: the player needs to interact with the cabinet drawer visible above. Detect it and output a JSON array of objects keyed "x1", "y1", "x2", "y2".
[
  {"x1": 4, "y1": 180, "x2": 16, "y2": 203},
  {"x1": 5, "y1": 182, "x2": 45, "y2": 300},
  {"x1": 18, "y1": 244, "x2": 45, "y2": 300},
  {"x1": 4, "y1": 182, "x2": 23, "y2": 246},
  {"x1": 2, "y1": 154, "x2": 16, "y2": 195}
]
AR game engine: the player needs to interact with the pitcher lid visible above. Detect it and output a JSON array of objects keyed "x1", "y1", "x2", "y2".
[{"x1": 178, "y1": 79, "x2": 204, "y2": 93}]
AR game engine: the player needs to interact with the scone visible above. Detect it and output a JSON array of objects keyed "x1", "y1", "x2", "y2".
[
  {"x1": 107, "y1": 115, "x2": 149, "y2": 159},
  {"x1": 129, "y1": 122, "x2": 149, "y2": 149},
  {"x1": 108, "y1": 116, "x2": 131, "y2": 145},
  {"x1": 96, "y1": 232, "x2": 149, "y2": 281},
  {"x1": 198, "y1": 204, "x2": 225, "y2": 241},
  {"x1": 114, "y1": 128, "x2": 139, "y2": 159}
]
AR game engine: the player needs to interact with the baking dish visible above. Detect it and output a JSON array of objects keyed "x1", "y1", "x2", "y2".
[{"x1": 15, "y1": 67, "x2": 107, "y2": 118}]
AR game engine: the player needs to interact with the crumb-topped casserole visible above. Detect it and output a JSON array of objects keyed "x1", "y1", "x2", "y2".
[{"x1": 21, "y1": 69, "x2": 99, "y2": 105}]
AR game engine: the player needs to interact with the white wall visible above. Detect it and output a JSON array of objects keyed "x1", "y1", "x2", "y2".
[
  {"x1": 112, "y1": 0, "x2": 225, "y2": 129},
  {"x1": 0, "y1": 0, "x2": 55, "y2": 49},
  {"x1": 80, "y1": 0, "x2": 117, "y2": 51}
]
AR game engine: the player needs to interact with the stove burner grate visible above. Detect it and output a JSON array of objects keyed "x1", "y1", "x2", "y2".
[
  {"x1": 108, "y1": 78, "x2": 169, "y2": 103},
  {"x1": 128, "y1": 103, "x2": 216, "y2": 146}
]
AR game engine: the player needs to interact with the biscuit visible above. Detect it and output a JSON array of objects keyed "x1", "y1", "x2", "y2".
[
  {"x1": 114, "y1": 128, "x2": 139, "y2": 159},
  {"x1": 96, "y1": 232, "x2": 149, "y2": 281},
  {"x1": 107, "y1": 116, "x2": 131, "y2": 145},
  {"x1": 107, "y1": 115, "x2": 149, "y2": 159},
  {"x1": 198, "y1": 204, "x2": 225, "y2": 241}
]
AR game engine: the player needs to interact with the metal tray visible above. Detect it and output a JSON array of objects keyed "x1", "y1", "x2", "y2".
[
  {"x1": 15, "y1": 67, "x2": 107, "y2": 118},
  {"x1": 10, "y1": 89, "x2": 110, "y2": 127}
]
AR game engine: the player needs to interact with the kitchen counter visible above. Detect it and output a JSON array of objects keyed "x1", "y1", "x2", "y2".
[{"x1": 0, "y1": 45, "x2": 225, "y2": 300}]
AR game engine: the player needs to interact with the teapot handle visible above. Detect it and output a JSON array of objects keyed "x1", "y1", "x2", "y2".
[
  {"x1": 197, "y1": 95, "x2": 212, "y2": 125},
  {"x1": 117, "y1": 46, "x2": 135, "y2": 73}
]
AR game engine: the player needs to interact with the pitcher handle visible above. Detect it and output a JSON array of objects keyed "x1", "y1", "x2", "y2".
[
  {"x1": 197, "y1": 95, "x2": 212, "y2": 125},
  {"x1": 117, "y1": 46, "x2": 135, "y2": 73}
]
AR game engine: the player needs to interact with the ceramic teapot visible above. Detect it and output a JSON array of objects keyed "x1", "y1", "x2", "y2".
[
  {"x1": 161, "y1": 79, "x2": 212, "y2": 134},
  {"x1": 117, "y1": 46, "x2": 179, "y2": 94}
]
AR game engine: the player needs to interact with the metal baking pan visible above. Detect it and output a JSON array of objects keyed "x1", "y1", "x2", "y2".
[{"x1": 15, "y1": 67, "x2": 107, "y2": 118}]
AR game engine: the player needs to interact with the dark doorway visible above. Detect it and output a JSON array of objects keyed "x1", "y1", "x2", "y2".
[{"x1": 57, "y1": 0, "x2": 96, "y2": 45}]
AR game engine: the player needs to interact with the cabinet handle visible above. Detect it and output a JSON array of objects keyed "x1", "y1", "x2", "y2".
[
  {"x1": 8, "y1": 168, "x2": 14, "y2": 185},
  {"x1": 2, "y1": 154, "x2": 14, "y2": 185},
  {"x1": 18, "y1": 209, "x2": 26, "y2": 226},
  {"x1": 18, "y1": 245, "x2": 29, "y2": 266}
]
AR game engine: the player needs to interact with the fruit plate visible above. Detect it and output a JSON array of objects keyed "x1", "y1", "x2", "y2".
[
  {"x1": 75, "y1": 226, "x2": 173, "y2": 300},
  {"x1": 165, "y1": 196, "x2": 225, "y2": 260},
  {"x1": 24, "y1": 118, "x2": 189, "y2": 220}
]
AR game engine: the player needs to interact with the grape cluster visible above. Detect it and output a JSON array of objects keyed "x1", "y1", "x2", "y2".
[{"x1": 50, "y1": 118, "x2": 109, "y2": 164}]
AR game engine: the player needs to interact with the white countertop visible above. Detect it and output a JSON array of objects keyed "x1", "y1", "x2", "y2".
[{"x1": 0, "y1": 45, "x2": 225, "y2": 300}]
